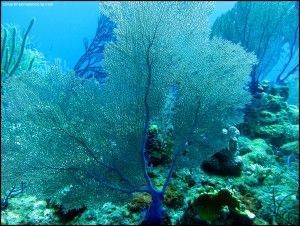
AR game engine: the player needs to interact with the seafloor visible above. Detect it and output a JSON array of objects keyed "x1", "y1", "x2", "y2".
[{"x1": 1, "y1": 81, "x2": 299, "y2": 225}]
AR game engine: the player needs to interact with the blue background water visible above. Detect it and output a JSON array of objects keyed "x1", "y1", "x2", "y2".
[
  {"x1": 1, "y1": 1, "x2": 236, "y2": 69},
  {"x1": 1, "y1": 1, "x2": 100, "y2": 69}
]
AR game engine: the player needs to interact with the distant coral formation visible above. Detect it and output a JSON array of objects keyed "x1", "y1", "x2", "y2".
[
  {"x1": 211, "y1": 1, "x2": 299, "y2": 94},
  {"x1": 74, "y1": 14, "x2": 115, "y2": 83},
  {"x1": 239, "y1": 81, "x2": 299, "y2": 148}
]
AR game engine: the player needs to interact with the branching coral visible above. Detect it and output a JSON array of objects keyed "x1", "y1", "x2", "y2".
[
  {"x1": 74, "y1": 14, "x2": 115, "y2": 83},
  {"x1": 1, "y1": 19, "x2": 46, "y2": 84}
]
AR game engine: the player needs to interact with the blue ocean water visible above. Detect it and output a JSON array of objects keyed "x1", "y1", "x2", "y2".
[
  {"x1": 1, "y1": 1, "x2": 236, "y2": 70},
  {"x1": 1, "y1": 1, "x2": 99, "y2": 68}
]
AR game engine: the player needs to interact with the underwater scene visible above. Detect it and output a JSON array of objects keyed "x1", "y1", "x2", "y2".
[{"x1": 1, "y1": 1, "x2": 299, "y2": 225}]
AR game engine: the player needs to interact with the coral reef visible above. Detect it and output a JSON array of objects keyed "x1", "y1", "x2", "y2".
[
  {"x1": 201, "y1": 126, "x2": 243, "y2": 176},
  {"x1": 1, "y1": 195, "x2": 59, "y2": 225},
  {"x1": 280, "y1": 141, "x2": 299, "y2": 156},
  {"x1": 1, "y1": 182, "x2": 26, "y2": 211},
  {"x1": 238, "y1": 137, "x2": 272, "y2": 156},
  {"x1": 239, "y1": 81, "x2": 299, "y2": 147},
  {"x1": 180, "y1": 189, "x2": 255, "y2": 225},
  {"x1": 164, "y1": 184, "x2": 184, "y2": 209},
  {"x1": 3, "y1": 3, "x2": 256, "y2": 224},
  {"x1": 127, "y1": 193, "x2": 152, "y2": 213},
  {"x1": 1, "y1": 2, "x2": 298, "y2": 225},
  {"x1": 3, "y1": 79, "x2": 297, "y2": 225},
  {"x1": 2, "y1": 153, "x2": 298, "y2": 225},
  {"x1": 145, "y1": 124, "x2": 173, "y2": 166}
]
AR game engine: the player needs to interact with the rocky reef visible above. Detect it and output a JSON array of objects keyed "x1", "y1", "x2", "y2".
[
  {"x1": 201, "y1": 126, "x2": 244, "y2": 177},
  {"x1": 1, "y1": 195, "x2": 59, "y2": 225},
  {"x1": 145, "y1": 124, "x2": 173, "y2": 166},
  {"x1": 239, "y1": 81, "x2": 299, "y2": 148}
]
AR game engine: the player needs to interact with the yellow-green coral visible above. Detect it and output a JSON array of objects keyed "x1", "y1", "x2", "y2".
[{"x1": 193, "y1": 189, "x2": 240, "y2": 222}]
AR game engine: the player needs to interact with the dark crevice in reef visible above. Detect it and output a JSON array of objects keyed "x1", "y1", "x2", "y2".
[
  {"x1": 46, "y1": 200, "x2": 87, "y2": 224},
  {"x1": 56, "y1": 206, "x2": 86, "y2": 223}
]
